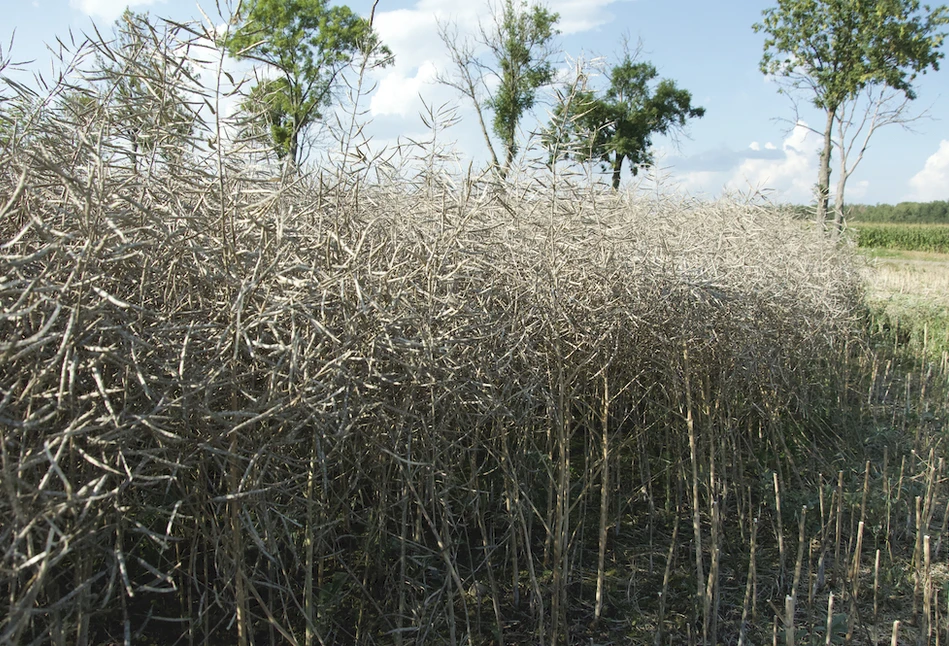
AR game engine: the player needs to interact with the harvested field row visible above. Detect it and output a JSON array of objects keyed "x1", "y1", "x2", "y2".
[
  {"x1": 0, "y1": 141, "x2": 866, "y2": 643},
  {"x1": 0, "y1": 22, "x2": 898, "y2": 645}
]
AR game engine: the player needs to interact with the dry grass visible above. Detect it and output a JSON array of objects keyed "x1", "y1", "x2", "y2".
[
  {"x1": 861, "y1": 250, "x2": 949, "y2": 361},
  {"x1": 0, "y1": 14, "x2": 945, "y2": 646},
  {"x1": 863, "y1": 251, "x2": 949, "y2": 307}
]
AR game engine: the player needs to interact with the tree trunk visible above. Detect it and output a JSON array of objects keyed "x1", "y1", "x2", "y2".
[
  {"x1": 476, "y1": 114, "x2": 501, "y2": 178},
  {"x1": 460, "y1": 71, "x2": 501, "y2": 177},
  {"x1": 503, "y1": 133, "x2": 515, "y2": 179},
  {"x1": 611, "y1": 153, "x2": 625, "y2": 190},
  {"x1": 594, "y1": 375, "x2": 610, "y2": 623},
  {"x1": 816, "y1": 107, "x2": 836, "y2": 228},
  {"x1": 290, "y1": 119, "x2": 300, "y2": 171},
  {"x1": 833, "y1": 148, "x2": 849, "y2": 237}
]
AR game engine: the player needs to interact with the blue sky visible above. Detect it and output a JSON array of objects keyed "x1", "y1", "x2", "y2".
[{"x1": 4, "y1": 0, "x2": 949, "y2": 204}]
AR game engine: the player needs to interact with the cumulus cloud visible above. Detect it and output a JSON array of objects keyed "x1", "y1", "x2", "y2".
[
  {"x1": 546, "y1": 0, "x2": 618, "y2": 34},
  {"x1": 666, "y1": 124, "x2": 822, "y2": 201},
  {"x1": 370, "y1": 61, "x2": 441, "y2": 118},
  {"x1": 909, "y1": 140, "x2": 949, "y2": 201},
  {"x1": 70, "y1": 0, "x2": 164, "y2": 21},
  {"x1": 367, "y1": 0, "x2": 620, "y2": 121},
  {"x1": 724, "y1": 122, "x2": 821, "y2": 200},
  {"x1": 374, "y1": 6, "x2": 452, "y2": 69},
  {"x1": 366, "y1": 5, "x2": 471, "y2": 121}
]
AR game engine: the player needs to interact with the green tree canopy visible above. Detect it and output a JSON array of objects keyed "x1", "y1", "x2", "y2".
[
  {"x1": 486, "y1": 0, "x2": 559, "y2": 175},
  {"x1": 754, "y1": 0, "x2": 949, "y2": 229},
  {"x1": 846, "y1": 200, "x2": 949, "y2": 223},
  {"x1": 547, "y1": 55, "x2": 705, "y2": 189},
  {"x1": 225, "y1": 0, "x2": 391, "y2": 167},
  {"x1": 97, "y1": 10, "x2": 197, "y2": 172},
  {"x1": 438, "y1": 0, "x2": 558, "y2": 179}
]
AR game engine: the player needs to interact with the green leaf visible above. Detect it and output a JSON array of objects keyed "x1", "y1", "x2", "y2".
[
  {"x1": 545, "y1": 50, "x2": 704, "y2": 189},
  {"x1": 224, "y1": 0, "x2": 392, "y2": 166}
]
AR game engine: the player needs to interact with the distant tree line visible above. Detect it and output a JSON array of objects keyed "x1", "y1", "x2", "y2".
[
  {"x1": 777, "y1": 201, "x2": 949, "y2": 224},
  {"x1": 845, "y1": 200, "x2": 949, "y2": 223}
]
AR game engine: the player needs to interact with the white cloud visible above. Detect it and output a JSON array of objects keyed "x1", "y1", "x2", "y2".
[
  {"x1": 371, "y1": 61, "x2": 440, "y2": 118},
  {"x1": 847, "y1": 179, "x2": 870, "y2": 201},
  {"x1": 70, "y1": 0, "x2": 164, "y2": 21},
  {"x1": 367, "y1": 5, "x2": 470, "y2": 121},
  {"x1": 668, "y1": 123, "x2": 822, "y2": 201},
  {"x1": 367, "y1": 0, "x2": 620, "y2": 121},
  {"x1": 374, "y1": 7, "x2": 451, "y2": 69},
  {"x1": 546, "y1": 0, "x2": 618, "y2": 34},
  {"x1": 725, "y1": 122, "x2": 820, "y2": 201},
  {"x1": 909, "y1": 140, "x2": 949, "y2": 201}
]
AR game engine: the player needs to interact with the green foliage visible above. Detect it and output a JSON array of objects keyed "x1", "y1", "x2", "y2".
[
  {"x1": 868, "y1": 299, "x2": 949, "y2": 360},
  {"x1": 755, "y1": 0, "x2": 949, "y2": 110},
  {"x1": 847, "y1": 200, "x2": 949, "y2": 223},
  {"x1": 225, "y1": 0, "x2": 391, "y2": 166},
  {"x1": 853, "y1": 222, "x2": 949, "y2": 252},
  {"x1": 547, "y1": 55, "x2": 705, "y2": 189},
  {"x1": 98, "y1": 10, "x2": 196, "y2": 171},
  {"x1": 485, "y1": 0, "x2": 559, "y2": 174},
  {"x1": 754, "y1": 0, "x2": 949, "y2": 224},
  {"x1": 237, "y1": 77, "x2": 297, "y2": 158}
]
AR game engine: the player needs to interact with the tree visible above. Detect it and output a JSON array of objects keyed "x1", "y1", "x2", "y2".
[
  {"x1": 0, "y1": 34, "x2": 30, "y2": 149},
  {"x1": 1, "y1": 12, "x2": 192, "y2": 171},
  {"x1": 224, "y1": 0, "x2": 391, "y2": 168},
  {"x1": 486, "y1": 0, "x2": 559, "y2": 176},
  {"x1": 754, "y1": 0, "x2": 949, "y2": 230},
  {"x1": 97, "y1": 10, "x2": 197, "y2": 172},
  {"x1": 438, "y1": 0, "x2": 559, "y2": 178},
  {"x1": 546, "y1": 53, "x2": 705, "y2": 190},
  {"x1": 235, "y1": 76, "x2": 296, "y2": 158},
  {"x1": 830, "y1": 86, "x2": 923, "y2": 230}
]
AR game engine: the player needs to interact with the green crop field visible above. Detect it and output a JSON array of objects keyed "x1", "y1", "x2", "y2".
[{"x1": 851, "y1": 222, "x2": 949, "y2": 253}]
